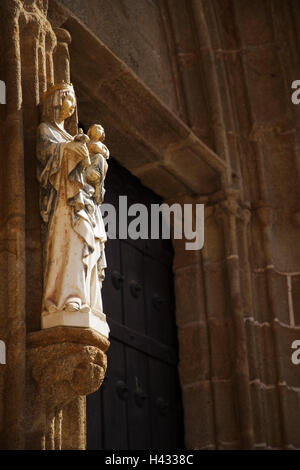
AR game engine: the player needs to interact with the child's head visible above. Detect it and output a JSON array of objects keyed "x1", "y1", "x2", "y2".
[{"x1": 87, "y1": 124, "x2": 105, "y2": 142}]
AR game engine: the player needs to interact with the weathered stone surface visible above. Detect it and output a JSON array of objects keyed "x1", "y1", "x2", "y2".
[
  {"x1": 172, "y1": 233, "x2": 201, "y2": 271},
  {"x1": 178, "y1": 322, "x2": 210, "y2": 385},
  {"x1": 55, "y1": 0, "x2": 178, "y2": 114},
  {"x1": 26, "y1": 327, "x2": 109, "y2": 450},
  {"x1": 262, "y1": 387, "x2": 283, "y2": 448},
  {"x1": 250, "y1": 382, "x2": 267, "y2": 447},
  {"x1": 279, "y1": 386, "x2": 300, "y2": 448},
  {"x1": 212, "y1": 379, "x2": 239, "y2": 449},
  {"x1": 208, "y1": 317, "x2": 233, "y2": 380},
  {"x1": 181, "y1": 381, "x2": 216, "y2": 450},
  {"x1": 202, "y1": 208, "x2": 225, "y2": 264},
  {"x1": 174, "y1": 264, "x2": 206, "y2": 326},
  {"x1": 202, "y1": 263, "x2": 229, "y2": 319},
  {"x1": 292, "y1": 275, "x2": 300, "y2": 326}
]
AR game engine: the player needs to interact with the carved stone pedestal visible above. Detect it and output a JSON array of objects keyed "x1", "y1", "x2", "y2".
[
  {"x1": 26, "y1": 327, "x2": 109, "y2": 450},
  {"x1": 41, "y1": 311, "x2": 110, "y2": 338}
]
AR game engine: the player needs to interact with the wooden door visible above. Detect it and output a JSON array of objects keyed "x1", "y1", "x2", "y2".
[{"x1": 86, "y1": 159, "x2": 183, "y2": 450}]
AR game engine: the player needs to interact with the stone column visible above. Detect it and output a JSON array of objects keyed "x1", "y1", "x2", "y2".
[
  {"x1": 25, "y1": 327, "x2": 108, "y2": 450},
  {"x1": 172, "y1": 190, "x2": 255, "y2": 449},
  {"x1": 215, "y1": 192, "x2": 254, "y2": 448},
  {"x1": 0, "y1": 0, "x2": 26, "y2": 450}
]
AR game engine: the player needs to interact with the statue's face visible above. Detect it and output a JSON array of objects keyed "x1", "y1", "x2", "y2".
[{"x1": 60, "y1": 91, "x2": 76, "y2": 120}]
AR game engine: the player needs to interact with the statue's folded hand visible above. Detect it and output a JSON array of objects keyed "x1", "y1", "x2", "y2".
[{"x1": 65, "y1": 141, "x2": 91, "y2": 166}]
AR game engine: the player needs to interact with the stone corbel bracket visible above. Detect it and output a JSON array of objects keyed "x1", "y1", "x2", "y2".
[{"x1": 26, "y1": 327, "x2": 109, "y2": 449}]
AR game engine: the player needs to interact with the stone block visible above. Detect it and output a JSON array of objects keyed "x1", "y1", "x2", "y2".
[
  {"x1": 252, "y1": 272, "x2": 272, "y2": 323},
  {"x1": 202, "y1": 263, "x2": 228, "y2": 319},
  {"x1": 244, "y1": 320, "x2": 260, "y2": 381},
  {"x1": 202, "y1": 211, "x2": 225, "y2": 264},
  {"x1": 245, "y1": 47, "x2": 288, "y2": 127},
  {"x1": 269, "y1": 271, "x2": 290, "y2": 325},
  {"x1": 261, "y1": 324, "x2": 278, "y2": 386},
  {"x1": 275, "y1": 322, "x2": 300, "y2": 388},
  {"x1": 172, "y1": 237, "x2": 200, "y2": 271},
  {"x1": 182, "y1": 381, "x2": 215, "y2": 450},
  {"x1": 262, "y1": 387, "x2": 283, "y2": 448},
  {"x1": 174, "y1": 264, "x2": 206, "y2": 326},
  {"x1": 250, "y1": 382, "x2": 267, "y2": 446},
  {"x1": 279, "y1": 385, "x2": 300, "y2": 448},
  {"x1": 212, "y1": 379, "x2": 239, "y2": 449},
  {"x1": 178, "y1": 322, "x2": 210, "y2": 385},
  {"x1": 234, "y1": 0, "x2": 275, "y2": 47},
  {"x1": 292, "y1": 275, "x2": 300, "y2": 325},
  {"x1": 208, "y1": 317, "x2": 232, "y2": 380}
]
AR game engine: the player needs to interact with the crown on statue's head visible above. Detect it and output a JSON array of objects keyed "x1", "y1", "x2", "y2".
[{"x1": 42, "y1": 81, "x2": 74, "y2": 101}]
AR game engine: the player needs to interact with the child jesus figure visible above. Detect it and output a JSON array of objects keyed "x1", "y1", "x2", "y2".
[{"x1": 85, "y1": 124, "x2": 110, "y2": 205}]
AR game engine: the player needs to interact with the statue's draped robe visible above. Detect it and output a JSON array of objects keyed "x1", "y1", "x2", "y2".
[{"x1": 37, "y1": 122, "x2": 107, "y2": 317}]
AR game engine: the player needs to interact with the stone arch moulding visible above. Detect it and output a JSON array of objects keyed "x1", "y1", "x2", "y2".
[{"x1": 56, "y1": 13, "x2": 227, "y2": 200}]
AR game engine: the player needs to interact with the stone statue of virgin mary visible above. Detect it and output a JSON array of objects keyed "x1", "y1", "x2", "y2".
[{"x1": 36, "y1": 82, "x2": 109, "y2": 337}]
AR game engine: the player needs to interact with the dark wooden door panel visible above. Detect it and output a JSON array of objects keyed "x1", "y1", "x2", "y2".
[
  {"x1": 86, "y1": 159, "x2": 183, "y2": 450},
  {"x1": 148, "y1": 358, "x2": 180, "y2": 449},
  {"x1": 144, "y1": 256, "x2": 176, "y2": 347},
  {"x1": 108, "y1": 318, "x2": 177, "y2": 366},
  {"x1": 86, "y1": 383, "x2": 103, "y2": 450},
  {"x1": 100, "y1": 339, "x2": 128, "y2": 450},
  {"x1": 126, "y1": 347, "x2": 151, "y2": 450},
  {"x1": 122, "y1": 243, "x2": 146, "y2": 334},
  {"x1": 102, "y1": 238, "x2": 123, "y2": 324}
]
